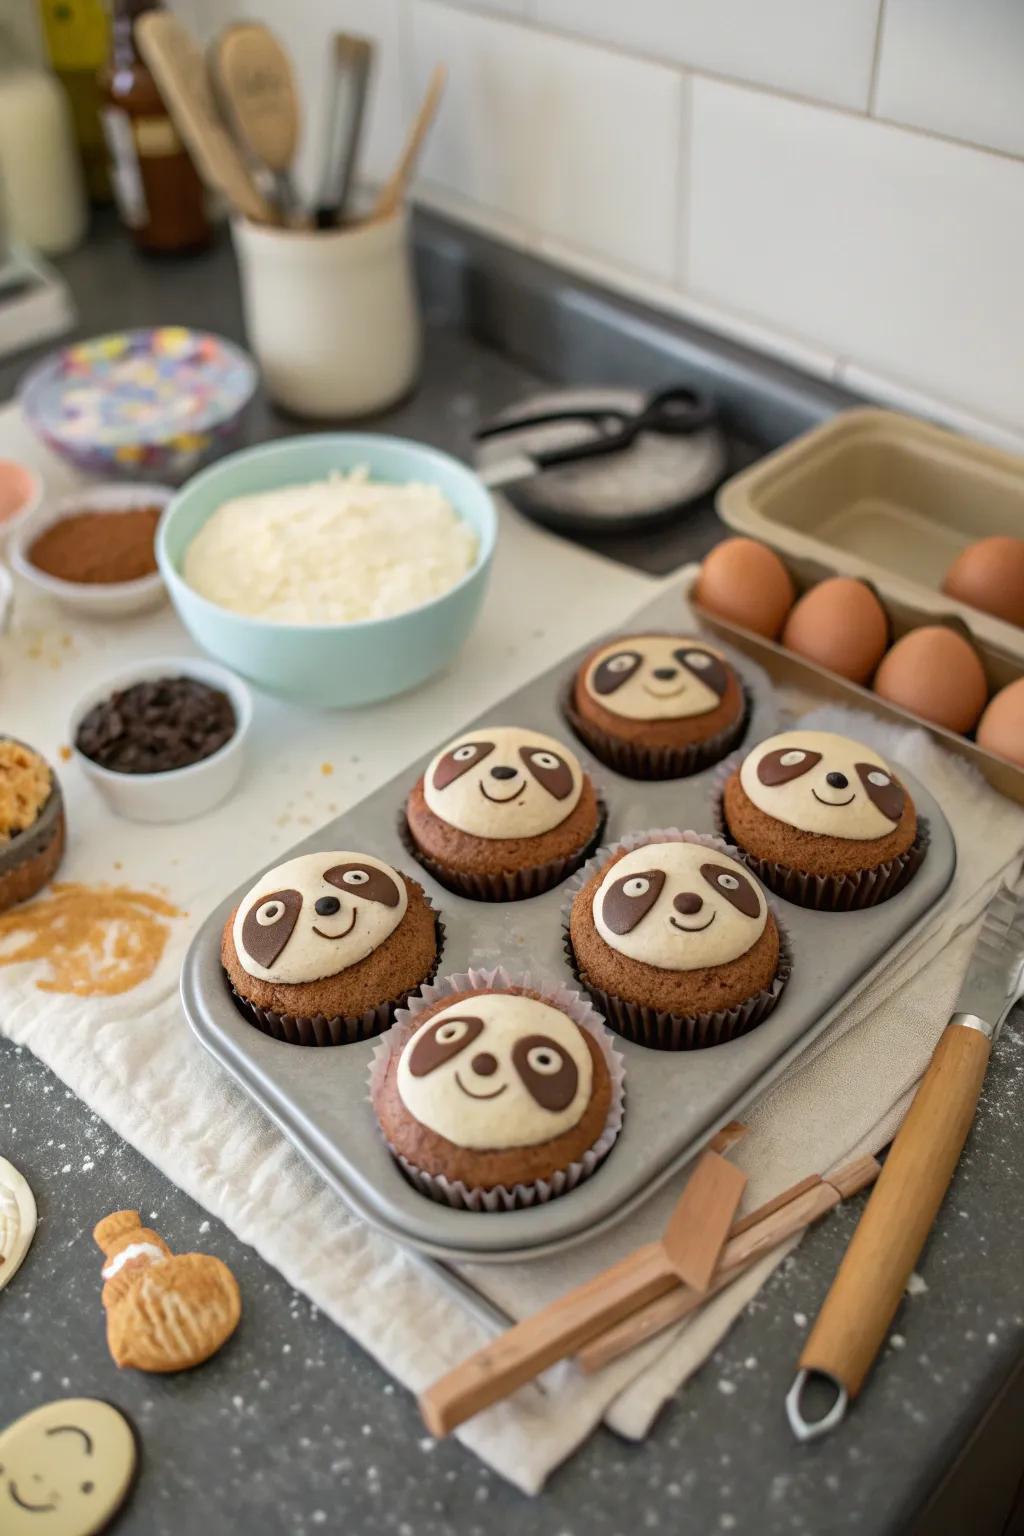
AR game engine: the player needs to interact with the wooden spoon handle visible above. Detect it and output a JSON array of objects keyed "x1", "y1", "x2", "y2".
[{"x1": 799, "y1": 1023, "x2": 991, "y2": 1399}]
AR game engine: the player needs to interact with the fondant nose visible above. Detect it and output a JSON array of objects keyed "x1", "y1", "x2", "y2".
[
  {"x1": 826, "y1": 772, "x2": 849, "y2": 789},
  {"x1": 652, "y1": 667, "x2": 678, "y2": 681},
  {"x1": 314, "y1": 896, "x2": 341, "y2": 916},
  {"x1": 490, "y1": 765, "x2": 518, "y2": 780},
  {"x1": 673, "y1": 891, "x2": 703, "y2": 915},
  {"x1": 471, "y1": 1052, "x2": 498, "y2": 1076}
]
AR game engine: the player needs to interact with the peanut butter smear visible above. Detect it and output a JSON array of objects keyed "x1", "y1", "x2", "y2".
[
  {"x1": 0, "y1": 883, "x2": 182, "y2": 996},
  {"x1": 0, "y1": 742, "x2": 52, "y2": 843}
]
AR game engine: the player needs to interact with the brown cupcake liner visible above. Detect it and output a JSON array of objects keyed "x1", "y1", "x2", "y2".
[
  {"x1": 560, "y1": 678, "x2": 751, "y2": 781},
  {"x1": 226, "y1": 908, "x2": 446, "y2": 1047},
  {"x1": 369, "y1": 965, "x2": 626, "y2": 1211},
  {"x1": 711, "y1": 753, "x2": 931, "y2": 912},
  {"x1": 398, "y1": 787, "x2": 608, "y2": 903},
  {"x1": 560, "y1": 827, "x2": 793, "y2": 1051}
]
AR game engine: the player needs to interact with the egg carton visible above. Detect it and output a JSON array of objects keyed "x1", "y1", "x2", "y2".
[{"x1": 180, "y1": 585, "x2": 956, "y2": 1264}]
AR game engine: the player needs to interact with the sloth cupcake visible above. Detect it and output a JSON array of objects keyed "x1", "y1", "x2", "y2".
[
  {"x1": 0, "y1": 738, "x2": 64, "y2": 914},
  {"x1": 719, "y1": 729, "x2": 926, "y2": 910},
  {"x1": 403, "y1": 725, "x2": 604, "y2": 901},
  {"x1": 371, "y1": 970, "x2": 624, "y2": 1209},
  {"x1": 564, "y1": 633, "x2": 747, "y2": 778},
  {"x1": 222, "y1": 850, "x2": 442, "y2": 1045},
  {"x1": 566, "y1": 832, "x2": 789, "y2": 1050}
]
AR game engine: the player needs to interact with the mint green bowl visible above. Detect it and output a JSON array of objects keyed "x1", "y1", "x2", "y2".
[{"x1": 157, "y1": 434, "x2": 497, "y2": 708}]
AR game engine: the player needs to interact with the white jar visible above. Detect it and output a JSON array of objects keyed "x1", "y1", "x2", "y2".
[
  {"x1": 0, "y1": 64, "x2": 86, "y2": 255},
  {"x1": 231, "y1": 208, "x2": 421, "y2": 420}
]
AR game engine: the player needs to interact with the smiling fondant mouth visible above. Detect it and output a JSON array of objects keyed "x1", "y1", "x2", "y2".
[
  {"x1": 454, "y1": 1071, "x2": 508, "y2": 1101},
  {"x1": 9, "y1": 1483, "x2": 58, "y2": 1514},
  {"x1": 641, "y1": 682, "x2": 687, "y2": 699},
  {"x1": 312, "y1": 910, "x2": 357, "y2": 941},
  {"x1": 669, "y1": 912, "x2": 716, "y2": 934},
  {"x1": 811, "y1": 790, "x2": 856, "y2": 808},
  {"x1": 479, "y1": 781, "x2": 523, "y2": 804}
]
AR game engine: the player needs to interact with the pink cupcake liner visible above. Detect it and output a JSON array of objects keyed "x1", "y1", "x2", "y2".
[{"x1": 560, "y1": 678, "x2": 751, "y2": 781}]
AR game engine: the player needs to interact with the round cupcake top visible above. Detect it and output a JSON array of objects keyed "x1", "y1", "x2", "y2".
[
  {"x1": 422, "y1": 726, "x2": 584, "y2": 839},
  {"x1": 739, "y1": 730, "x2": 906, "y2": 841},
  {"x1": 593, "y1": 840, "x2": 767, "y2": 971},
  {"x1": 396, "y1": 992, "x2": 595, "y2": 1149},
  {"x1": 232, "y1": 851, "x2": 409, "y2": 984},
  {"x1": 581, "y1": 635, "x2": 733, "y2": 721}
]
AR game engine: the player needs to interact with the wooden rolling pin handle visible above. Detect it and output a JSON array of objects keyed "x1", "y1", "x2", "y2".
[{"x1": 798, "y1": 1022, "x2": 991, "y2": 1400}]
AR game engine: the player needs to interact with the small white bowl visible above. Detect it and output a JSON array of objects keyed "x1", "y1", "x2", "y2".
[
  {"x1": 0, "y1": 457, "x2": 43, "y2": 549},
  {"x1": 0, "y1": 565, "x2": 12, "y2": 634},
  {"x1": 10, "y1": 482, "x2": 173, "y2": 618},
  {"x1": 69, "y1": 656, "x2": 253, "y2": 823}
]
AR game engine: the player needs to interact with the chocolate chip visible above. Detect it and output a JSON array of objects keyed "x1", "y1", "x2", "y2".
[{"x1": 75, "y1": 676, "x2": 236, "y2": 775}]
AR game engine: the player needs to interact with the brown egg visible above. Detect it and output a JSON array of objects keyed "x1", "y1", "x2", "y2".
[
  {"x1": 943, "y1": 536, "x2": 1024, "y2": 627},
  {"x1": 873, "y1": 626, "x2": 988, "y2": 733},
  {"x1": 781, "y1": 577, "x2": 889, "y2": 684},
  {"x1": 976, "y1": 677, "x2": 1024, "y2": 766},
  {"x1": 695, "y1": 538, "x2": 795, "y2": 638}
]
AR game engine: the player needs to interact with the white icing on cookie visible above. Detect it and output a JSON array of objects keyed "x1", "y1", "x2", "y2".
[
  {"x1": 396, "y1": 993, "x2": 594, "y2": 1150},
  {"x1": 101, "y1": 1242, "x2": 167, "y2": 1281},
  {"x1": 232, "y1": 851, "x2": 408, "y2": 984},
  {"x1": 583, "y1": 635, "x2": 733, "y2": 721},
  {"x1": 739, "y1": 730, "x2": 907, "y2": 841},
  {"x1": 0, "y1": 1157, "x2": 36, "y2": 1294},
  {"x1": 422, "y1": 726, "x2": 584, "y2": 840},
  {"x1": 593, "y1": 841, "x2": 767, "y2": 971}
]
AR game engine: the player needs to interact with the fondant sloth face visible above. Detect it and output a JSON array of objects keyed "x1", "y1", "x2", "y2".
[
  {"x1": 423, "y1": 726, "x2": 584, "y2": 839},
  {"x1": 739, "y1": 730, "x2": 906, "y2": 841},
  {"x1": 396, "y1": 993, "x2": 594, "y2": 1149},
  {"x1": 232, "y1": 851, "x2": 408, "y2": 984},
  {"x1": 594, "y1": 841, "x2": 767, "y2": 971},
  {"x1": 584, "y1": 635, "x2": 732, "y2": 721}
]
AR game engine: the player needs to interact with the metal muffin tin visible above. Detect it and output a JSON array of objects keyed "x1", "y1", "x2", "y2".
[{"x1": 181, "y1": 587, "x2": 956, "y2": 1263}]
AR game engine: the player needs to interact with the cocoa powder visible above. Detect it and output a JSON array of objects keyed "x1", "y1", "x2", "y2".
[{"x1": 29, "y1": 506, "x2": 162, "y2": 584}]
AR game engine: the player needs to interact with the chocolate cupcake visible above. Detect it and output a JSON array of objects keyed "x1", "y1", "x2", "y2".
[
  {"x1": 564, "y1": 634, "x2": 747, "y2": 779},
  {"x1": 0, "y1": 738, "x2": 64, "y2": 913},
  {"x1": 222, "y1": 850, "x2": 442, "y2": 1046},
  {"x1": 566, "y1": 831, "x2": 790, "y2": 1050},
  {"x1": 370, "y1": 967, "x2": 624, "y2": 1210},
  {"x1": 719, "y1": 729, "x2": 926, "y2": 911},
  {"x1": 403, "y1": 725, "x2": 604, "y2": 901}
]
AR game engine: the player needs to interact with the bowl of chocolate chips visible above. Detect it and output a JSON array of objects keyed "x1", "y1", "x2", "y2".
[{"x1": 70, "y1": 657, "x2": 252, "y2": 822}]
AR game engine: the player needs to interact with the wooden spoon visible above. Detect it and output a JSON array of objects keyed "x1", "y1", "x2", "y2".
[
  {"x1": 368, "y1": 65, "x2": 446, "y2": 223},
  {"x1": 210, "y1": 23, "x2": 302, "y2": 222}
]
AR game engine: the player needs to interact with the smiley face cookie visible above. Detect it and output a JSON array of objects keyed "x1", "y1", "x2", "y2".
[
  {"x1": 221, "y1": 850, "x2": 442, "y2": 1045},
  {"x1": 567, "y1": 634, "x2": 746, "y2": 778},
  {"x1": 404, "y1": 726, "x2": 603, "y2": 900},
  {"x1": 721, "y1": 729, "x2": 922, "y2": 909},
  {"x1": 0, "y1": 1398, "x2": 136, "y2": 1536}
]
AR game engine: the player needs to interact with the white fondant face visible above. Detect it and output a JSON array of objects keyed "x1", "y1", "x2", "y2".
[
  {"x1": 584, "y1": 635, "x2": 733, "y2": 721},
  {"x1": 0, "y1": 1397, "x2": 136, "y2": 1536},
  {"x1": 594, "y1": 841, "x2": 767, "y2": 971},
  {"x1": 396, "y1": 993, "x2": 594, "y2": 1149},
  {"x1": 423, "y1": 726, "x2": 584, "y2": 840},
  {"x1": 739, "y1": 730, "x2": 906, "y2": 841},
  {"x1": 232, "y1": 851, "x2": 408, "y2": 984}
]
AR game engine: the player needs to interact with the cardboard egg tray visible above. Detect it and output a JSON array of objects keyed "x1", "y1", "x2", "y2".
[{"x1": 181, "y1": 585, "x2": 955, "y2": 1264}]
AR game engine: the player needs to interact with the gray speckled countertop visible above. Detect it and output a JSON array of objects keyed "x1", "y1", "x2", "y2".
[{"x1": 2, "y1": 215, "x2": 1023, "y2": 1535}]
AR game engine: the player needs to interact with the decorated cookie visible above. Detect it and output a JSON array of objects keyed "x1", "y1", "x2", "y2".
[
  {"x1": 403, "y1": 726, "x2": 604, "y2": 901},
  {"x1": 565, "y1": 634, "x2": 747, "y2": 779},
  {"x1": 371, "y1": 969, "x2": 624, "y2": 1209},
  {"x1": 221, "y1": 851, "x2": 442, "y2": 1045},
  {"x1": 0, "y1": 1157, "x2": 37, "y2": 1294},
  {"x1": 0, "y1": 740, "x2": 65, "y2": 915},
  {"x1": 566, "y1": 831, "x2": 789, "y2": 1050},
  {"x1": 94, "y1": 1210, "x2": 240, "y2": 1373},
  {"x1": 720, "y1": 729, "x2": 925, "y2": 910},
  {"x1": 0, "y1": 1397, "x2": 137, "y2": 1536}
]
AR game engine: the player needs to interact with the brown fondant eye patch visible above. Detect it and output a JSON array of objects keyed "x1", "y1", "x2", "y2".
[
  {"x1": 601, "y1": 868, "x2": 666, "y2": 934},
  {"x1": 324, "y1": 862, "x2": 401, "y2": 907},
  {"x1": 432, "y1": 740, "x2": 495, "y2": 791},
  {"x1": 674, "y1": 648, "x2": 730, "y2": 698},
  {"x1": 512, "y1": 1034, "x2": 579, "y2": 1111},
  {"x1": 855, "y1": 763, "x2": 905, "y2": 823},
  {"x1": 699, "y1": 862, "x2": 760, "y2": 918},
  {"x1": 241, "y1": 888, "x2": 302, "y2": 969},
  {"x1": 408, "y1": 1015, "x2": 484, "y2": 1077},
  {"x1": 756, "y1": 746, "x2": 823, "y2": 786},
  {"x1": 592, "y1": 650, "x2": 642, "y2": 695},
  {"x1": 519, "y1": 745, "x2": 574, "y2": 800}
]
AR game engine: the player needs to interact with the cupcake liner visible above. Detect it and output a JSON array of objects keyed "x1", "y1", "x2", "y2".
[
  {"x1": 398, "y1": 787, "x2": 608, "y2": 903},
  {"x1": 712, "y1": 753, "x2": 931, "y2": 912},
  {"x1": 226, "y1": 908, "x2": 447, "y2": 1047},
  {"x1": 368, "y1": 965, "x2": 626, "y2": 1211},
  {"x1": 560, "y1": 678, "x2": 751, "y2": 781},
  {"x1": 561, "y1": 828, "x2": 793, "y2": 1051}
]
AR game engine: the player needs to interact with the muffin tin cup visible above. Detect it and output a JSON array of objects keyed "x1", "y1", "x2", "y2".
[
  {"x1": 368, "y1": 965, "x2": 626, "y2": 1212},
  {"x1": 711, "y1": 753, "x2": 932, "y2": 912},
  {"x1": 227, "y1": 909, "x2": 447, "y2": 1048},
  {"x1": 397, "y1": 788, "x2": 609, "y2": 904},
  {"x1": 559, "y1": 678, "x2": 751, "y2": 781},
  {"x1": 561, "y1": 828, "x2": 793, "y2": 1052}
]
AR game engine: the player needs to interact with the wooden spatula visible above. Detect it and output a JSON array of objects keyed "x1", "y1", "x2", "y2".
[
  {"x1": 210, "y1": 23, "x2": 302, "y2": 221},
  {"x1": 368, "y1": 65, "x2": 446, "y2": 222}
]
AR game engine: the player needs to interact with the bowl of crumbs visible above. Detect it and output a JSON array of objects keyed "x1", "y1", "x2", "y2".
[
  {"x1": 11, "y1": 482, "x2": 172, "y2": 617},
  {"x1": 157, "y1": 434, "x2": 497, "y2": 707}
]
